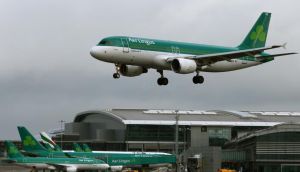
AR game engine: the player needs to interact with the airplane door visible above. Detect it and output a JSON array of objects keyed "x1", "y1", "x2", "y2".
[
  {"x1": 121, "y1": 38, "x2": 130, "y2": 53},
  {"x1": 171, "y1": 46, "x2": 180, "y2": 54}
]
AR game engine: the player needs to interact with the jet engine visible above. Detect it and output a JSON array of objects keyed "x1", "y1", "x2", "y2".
[
  {"x1": 66, "y1": 166, "x2": 77, "y2": 172},
  {"x1": 171, "y1": 58, "x2": 197, "y2": 74},
  {"x1": 110, "y1": 166, "x2": 123, "y2": 172},
  {"x1": 120, "y1": 65, "x2": 147, "y2": 77}
]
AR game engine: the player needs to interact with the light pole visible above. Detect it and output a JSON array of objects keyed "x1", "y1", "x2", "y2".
[
  {"x1": 59, "y1": 120, "x2": 65, "y2": 149},
  {"x1": 175, "y1": 110, "x2": 180, "y2": 172}
]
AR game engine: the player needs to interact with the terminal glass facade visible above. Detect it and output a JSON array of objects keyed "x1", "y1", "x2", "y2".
[
  {"x1": 126, "y1": 125, "x2": 191, "y2": 142},
  {"x1": 208, "y1": 127, "x2": 231, "y2": 146}
]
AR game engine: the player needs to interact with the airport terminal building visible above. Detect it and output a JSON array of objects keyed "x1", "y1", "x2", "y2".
[{"x1": 63, "y1": 109, "x2": 300, "y2": 172}]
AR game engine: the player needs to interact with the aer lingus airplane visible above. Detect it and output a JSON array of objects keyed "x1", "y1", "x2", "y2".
[
  {"x1": 19, "y1": 126, "x2": 176, "y2": 171},
  {"x1": 90, "y1": 12, "x2": 297, "y2": 85},
  {"x1": 2, "y1": 141, "x2": 109, "y2": 171}
]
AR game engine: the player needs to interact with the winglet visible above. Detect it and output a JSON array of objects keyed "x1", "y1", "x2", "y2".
[{"x1": 282, "y1": 42, "x2": 287, "y2": 49}]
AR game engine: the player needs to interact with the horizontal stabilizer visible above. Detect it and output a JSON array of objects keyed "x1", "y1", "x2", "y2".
[{"x1": 257, "y1": 52, "x2": 298, "y2": 59}]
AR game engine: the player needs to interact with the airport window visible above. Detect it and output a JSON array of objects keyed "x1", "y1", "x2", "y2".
[
  {"x1": 126, "y1": 125, "x2": 190, "y2": 142},
  {"x1": 208, "y1": 127, "x2": 231, "y2": 146}
]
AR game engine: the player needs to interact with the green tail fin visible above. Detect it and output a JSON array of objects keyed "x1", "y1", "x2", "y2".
[
  {"x1": 17, "y1": 126, "x2": 48, "y2": 152},
  {"x1": 4, "y1": 141, "x2": 24, "y2": 158},
  {"x1": 40, "y1": 131, "x2": 62, "y2": 151},
  {"x1": 73, "y1": 143, "x2": 83, "y2": 152},
  {"x1": 43, "y1": 143, "x2": 54, "y2": 152},
  {"x1": 54, "y1": 144, "x2": 62, "y2": 151},
  {"x1": 238, "y1": 12, "x2": 271, "y2": 49},
  {"x1": 82, "y1": 144, "x2": 92, "y2": 152}
]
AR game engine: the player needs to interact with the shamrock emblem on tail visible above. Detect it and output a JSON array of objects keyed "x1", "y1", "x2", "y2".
[
  {"x1": 250, "y1": 25, "x2": 266, "y2": 42},
  {"x1": 9, "y1": 147, "x2": 18, "y2": 154},
  {"x1": 23, "y1": 136, "x2": 36, "y2": 146}
]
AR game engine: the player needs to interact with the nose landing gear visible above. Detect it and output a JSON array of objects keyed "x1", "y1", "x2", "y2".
[
  {"x1": 113, "y1": 64, "x2": 120, "y2": 79},
  {"x1": 157, "y1": 70, "x2": 168, "y2": 86},
  {"x1": 193, "y1": 71, "x2": 204, "y2": 84}
]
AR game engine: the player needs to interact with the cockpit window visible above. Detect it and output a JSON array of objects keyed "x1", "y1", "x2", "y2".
[
  {"x1": 98, "y1": 40, "x2": 112, "y2": 45},
  {"x1": 99, "y1": 40, "x2": 107, "y2": 45}
]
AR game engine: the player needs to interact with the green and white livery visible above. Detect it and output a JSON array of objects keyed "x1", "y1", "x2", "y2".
[
  {"x1": 19, "y1": 126, "x2": 176, "y2": 171},
  {"x1": 2, "y1": 141, "x2": 109, "y2": 171},
  {"x1": 90, "y1": 12, "x2": 297, "y2": 85}
]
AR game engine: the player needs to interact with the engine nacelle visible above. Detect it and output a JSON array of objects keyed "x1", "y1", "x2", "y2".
[
  {"x1": 171, "y1": 58, "x2": 197, "y2": 74},
  {"x1": 66, "y1": 166, "x2": 77, "y2": 172},
  {"x1": 110, "y1": 166, "x2": 123, "y2": 172},
  {"x1": 120, "y1": 65, "x2": 147, "y2": 77}
]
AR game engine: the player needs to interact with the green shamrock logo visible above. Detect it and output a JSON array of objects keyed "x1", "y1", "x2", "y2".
[
  {"x1": 9, "y1": 147, "x2": 18, "y2": 154},
  {"x1": 23, "y1": 136, "x2": 36, "y2": 146},
  {"x1": 250, "y1": 25, "x2": 266, "y2": 42}
]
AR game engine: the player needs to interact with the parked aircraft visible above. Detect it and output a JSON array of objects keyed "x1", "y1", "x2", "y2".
[
  {"x1": 2, "y1": 141, "x2": 109, "y2": 171},
  {"x1": 90, "y1": 12, "x2": 297, "y2": 85},
  {"x1": 18, "y1": 126, "x2": 176, "y2": 171}
]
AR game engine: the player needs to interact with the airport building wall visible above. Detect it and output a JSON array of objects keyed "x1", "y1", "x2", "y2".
[
  {"x1": 61, "y1": 109, "x2": 300, "y2": 172},
  {"x1": 223, "y1": 123, "x2": 300, "y2": 172}
]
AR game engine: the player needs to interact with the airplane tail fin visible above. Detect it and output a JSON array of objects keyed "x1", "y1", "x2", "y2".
[
  {"x1": 238, "y1": 12, "x2": 271, "y2": 49},
  {"x1": 40, "y1": 131, "x2": 62, "y2": 151},
  {"x1": 82, "y1": 143, "x2": 92, "y2": 152},
  {"x1": 17, "y1": 126, "x2": 48, "y2": 152},
  {"x1": 4, "y1": 141, "x2": 24, "y2": 158},
  {"x1": 73, "y1": 143, "x2": 84, "y2": 152}
]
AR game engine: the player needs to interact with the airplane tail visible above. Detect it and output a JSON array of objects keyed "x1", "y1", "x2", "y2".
[
  {"x1": 40, "y1": 131, "x2": 62, "y2": 151},
  {"x1": 4, "y1": 141, "x2": 24, "y2": 158},
  {"x1": 238, "y1": 12, "x2": 271, "y2": 49},
  {"x1": 73, "y1": 143, "x2": 84, "y2": 152},
  {"x1": 82, "y1": 143, "x2": 92, "y2": 152},
  {"x1": 17, "y1": 126, "x2": 48, "y2": 152}
]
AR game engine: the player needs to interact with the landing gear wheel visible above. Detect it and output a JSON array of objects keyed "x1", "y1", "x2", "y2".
[
  {"x1": 156, "y1": 70, "x2": 168, "y2": 86},
  {"x1": 157, "y1": 77, "x2": 168, "y2": 85},
  {"x1": 193, "y1": 76, "x2": 204, "y2": 84},
  {"x1": 113, "y1": 64, "x2": 121, "y2": 79},
  {"x1": 113, "y1": 73, "x2": 120, "y2": 79}
]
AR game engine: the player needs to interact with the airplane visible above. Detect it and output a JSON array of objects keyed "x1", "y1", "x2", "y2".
[
  {"x1": 82, "y1": 143, "x2": 92, "y2": 152},
  {"x1": 2, "y1": 141, "x2": 109, "y2": 172},
  {"x1": 70, "y1": 142, "x2": 92, "y2": 152},
  {"x1": 90, "y1": 12, "x2": 297, "y2": 85},
  {"x1": 73, "y1": 143, "x2": 84, "y2": 152},
  {"x1": 19, "y1": 126, "x2": 176, "y2": 171}
]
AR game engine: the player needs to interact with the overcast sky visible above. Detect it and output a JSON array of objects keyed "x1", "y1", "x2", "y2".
[{"x1": 0, "y1": 0, "x2": 299, "y2": 139}]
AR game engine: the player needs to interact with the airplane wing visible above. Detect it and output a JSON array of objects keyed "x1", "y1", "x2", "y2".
[{"x1": 166, "y1": 44, "x2": 290, "y2": 66}]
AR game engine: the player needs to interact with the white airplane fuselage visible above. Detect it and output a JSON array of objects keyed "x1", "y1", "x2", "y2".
[{"x1": 90, "y1": 46, "x2": 262, "y2": 72}]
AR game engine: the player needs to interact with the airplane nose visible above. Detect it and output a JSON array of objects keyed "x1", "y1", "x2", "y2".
[
  {"x1": 100, "y1": 164, "x2": 110, "y2": 170},
  {"x1": 90, "y1": 46, "x2": 97, "y2": 57}
]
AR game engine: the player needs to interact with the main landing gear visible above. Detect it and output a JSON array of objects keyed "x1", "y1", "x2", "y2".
[
  {"x1": 157, "y1": 70, "x2": 168, "y2": 86},
  {"x1": 193, "y1": 71, "x2": 204, "y2": 84},
  {"x1": 113, "y1": 64, "x2": 120, "y2": 79}
]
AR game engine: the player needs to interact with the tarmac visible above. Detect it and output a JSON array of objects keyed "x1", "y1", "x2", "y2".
[{"x1": 0, "y1": 165, "x2": 29, "y2": 172}]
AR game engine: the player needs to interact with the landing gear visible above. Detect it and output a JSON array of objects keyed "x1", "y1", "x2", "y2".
[
  {"x1": 113, "y1": 64, "x2": 120, "y2": 79},
  {"x1": 193, "y1": 71, "x2": 204, "y2": 84},
  {"x1": 157, "y1": 70, "x2": 168, "y2": 86},
  {"x1": 113, "y1": 73, "x2": 120, "y2": 79},
  {"x1": 157, "y1": 77, "x2": 168, "y2": 85}
]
